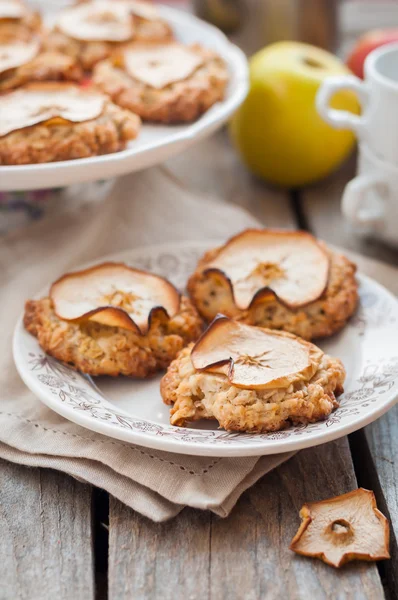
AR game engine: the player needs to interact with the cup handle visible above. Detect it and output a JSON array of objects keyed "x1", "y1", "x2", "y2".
[
  {"x1": 341, "y1": 173, "x2": 387, "y2": 229},
  {"x1": 316, "y1": 75, "x2": 368, "y2": 135}
]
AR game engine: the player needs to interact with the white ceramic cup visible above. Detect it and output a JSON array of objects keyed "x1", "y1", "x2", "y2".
[
  {"x1": 342, "y1": 143, "x2": 398, "y2": 247},
  {"x1": 317, "y1": 42, "x2": 398, "y2": 164}
]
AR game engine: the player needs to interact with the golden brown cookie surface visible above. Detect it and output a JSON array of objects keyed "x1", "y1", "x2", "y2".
[
  {"x1": 0, "y1": 82, "x2": 140, "y2": 164},
  {"x1": 93, "y1": 43, "x2": 229, "y2": 123},
  {"x1": 161, "y1": 320, "x2": 345, "y2": 432},
  {"x1": 24, "y1": 295, "x2": 203, "y2": 378},
  {"x1": 187, "y1": 230, "x2": 358, "y2": 340}
]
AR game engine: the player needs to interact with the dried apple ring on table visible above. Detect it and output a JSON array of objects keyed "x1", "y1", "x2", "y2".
[
  {"x1": 0, "y1": 82, "x2": 140, "y2": 164},
  {"x1": 187, "y1": 229, "x2": 358, "y2": 340},
  {"x1": 290, "y1": 488, "x2": 390, "y2": 568},
  {"x1": 24, "y1": 262, "x2": 203, "y2": 378},
  {"x1": 43, "y1": 0, "x2": 173, "y2": 70},
  {"x1": 93, "y1": 42, "x2": 229, "y2": 123},
  {"x1": 161, "y1": 316, "x2": 345, "y2": 431}
]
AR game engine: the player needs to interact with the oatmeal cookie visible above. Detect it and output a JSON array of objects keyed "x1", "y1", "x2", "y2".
[
  {"x1": 93, "y1": 43, "x2": 229, "y2": 123},
  {"x1": 0, "y1": 83, "x2": 140, "y2": 164},
  {"x1": 187, "y1": 230, "x2": 358, "y2": 340},
  {"x1": 43, "y1": 1, "x2": 173, "y2": 70},
  {"x1": 161, "y1": 318, "x2": 345, "y2": 432},
  {"x1": 25, "y1": 295, "x2": 203, "y2": 378},
  {"x1": 0, "y1": 51, "x2": 83, "y2": 92}
]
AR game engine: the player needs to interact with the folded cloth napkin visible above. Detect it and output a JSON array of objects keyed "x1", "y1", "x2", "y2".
[{"x1": 0, "y1": 167, "x2": 295, "y2": 521}]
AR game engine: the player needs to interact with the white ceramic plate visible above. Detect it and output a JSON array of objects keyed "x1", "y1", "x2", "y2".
[
  {"x1": 0, "y1": 6, "x2": 248, "y2": 192},
  {"x1": 13, "y1": 241, "x2": 398, "y2": 457}
]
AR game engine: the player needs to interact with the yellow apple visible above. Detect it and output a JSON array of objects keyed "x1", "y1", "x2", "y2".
[{"x1": 229, "y1": 42, "x2": 359, "y2": 188}]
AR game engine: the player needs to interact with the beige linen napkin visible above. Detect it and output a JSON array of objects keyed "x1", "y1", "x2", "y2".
[{"x1": 0, "y1": 168, "x2": 294, "y2": 521}]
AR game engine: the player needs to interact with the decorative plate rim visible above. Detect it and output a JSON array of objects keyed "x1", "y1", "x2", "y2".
[{"x1": 13, "y1": 240, "x2": 398, "y2": 457}]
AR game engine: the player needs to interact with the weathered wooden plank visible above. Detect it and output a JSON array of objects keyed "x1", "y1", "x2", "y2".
[
  {"x1": 165, "y1": 129, "x2": 296, "y2": 229},
  {"x1": 345, "y1": 256, "x2": 398, "y2": 598},
  {"x1": 210, "y1": 438, "x2": 384, "y2": 600},
  {"x1": 108, "y1": 501, "x2": 211, "y2": 600},
  {"x1": 350, "y1": 422, "x2": 398, "y2": 598},
  {"x1": 108, "y1": 438, "x2": 384, "y2": 600},
  {"x1": 300, "y1": 153, "x2": 398, "y2": 266},
  {"x1": 0, "y1": 460, "x2": 94, "y2": 600},
  {"x1": 366, "y1": 415, "x2": 398, "y2": 596}
]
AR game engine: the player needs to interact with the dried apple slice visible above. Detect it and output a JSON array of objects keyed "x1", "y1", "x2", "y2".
[
  {"x1": 124, "y1": 44, "x2": 204, "y2": 89},
  {"x1": 0, "y1": 0, "x2": 26, "y2": 20},
  {"x1": 57, "y1": 1, "x2": 135, "y2": 42},
  {"x1": 204, "y1": 229, "x2": 330, "y2": 310},
  {"x1": 0, "y1": 38, "x2": 40, "y2": 75},
  {"x1": 0, "y1": 83, "x2": 105, "y2": 137},
  {"x1": 290, "y1": 488, "x2": 390, "y2": 568},
  {"x1": 50, "y1": 262, "x2": 181, "y2": 335},
  {"x1": 190, "y1": 316, "x2": 322, "y2": 389}
]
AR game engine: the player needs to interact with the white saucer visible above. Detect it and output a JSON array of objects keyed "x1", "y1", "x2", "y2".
[{"x1": 13, "y1": 241, "x2": 398, "y2": 457}]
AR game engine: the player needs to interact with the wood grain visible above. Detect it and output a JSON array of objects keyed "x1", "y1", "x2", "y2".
[
  {"x1": 0, "y1": 460, "x2": 94, "y2": 600},
  {"x1": 361, "y1": 414, "x2": 398, "y2": 598},
  {"x1": 210, "y1": 438, "x2": 384, "y2": 600},
  {"x1": 108, "y1": 438, "x2": 384, "y2": 600},
  {"x1": 108, "y1": 501, "x2": 211, "y2": 600}
]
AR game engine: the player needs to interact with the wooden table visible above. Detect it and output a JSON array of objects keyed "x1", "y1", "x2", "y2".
[
  {"x1": 2, "y1": 129, "x2": 398, "y2": 600},
  {"x1": 3, "y1": 4, "x2": 398, "y2": 598}
]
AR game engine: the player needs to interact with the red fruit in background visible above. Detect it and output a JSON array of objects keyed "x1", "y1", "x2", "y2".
[{"x1": 347, "y1": 29, "x2": 398, "y2": 78}]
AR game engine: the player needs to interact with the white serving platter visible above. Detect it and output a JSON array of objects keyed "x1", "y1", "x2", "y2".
[{"x1": 0, "y1": 5, "x2": 248, "y2": 191}]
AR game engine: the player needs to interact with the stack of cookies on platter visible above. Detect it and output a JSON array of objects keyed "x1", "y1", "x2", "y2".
[
  {"x1": 24, "y1": 229, "x2": 359, "y2": 434},
  {"x1": 0, "y1": 0, "x2": 229, "y2": 164}
]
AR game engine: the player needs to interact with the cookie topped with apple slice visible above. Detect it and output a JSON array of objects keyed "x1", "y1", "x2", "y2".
[
  {"x1": 187, "y1": 229, "x2": 358, "y2": 340},
  {"x1": 24, "y1": 262, "x2": 203, "y2": 378},
  {"x1": 43, "y1": 0, "x2": 173, "y2": 70},
  {"x1": 161, "y1": 316, "x2": 346, "y2": 432},
  {"x1": 0, "y1": 82, "x2": 141, "y2": 164},
  {"x1": 92, "y1": 41, "x2": 229, "y2": 123}
]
